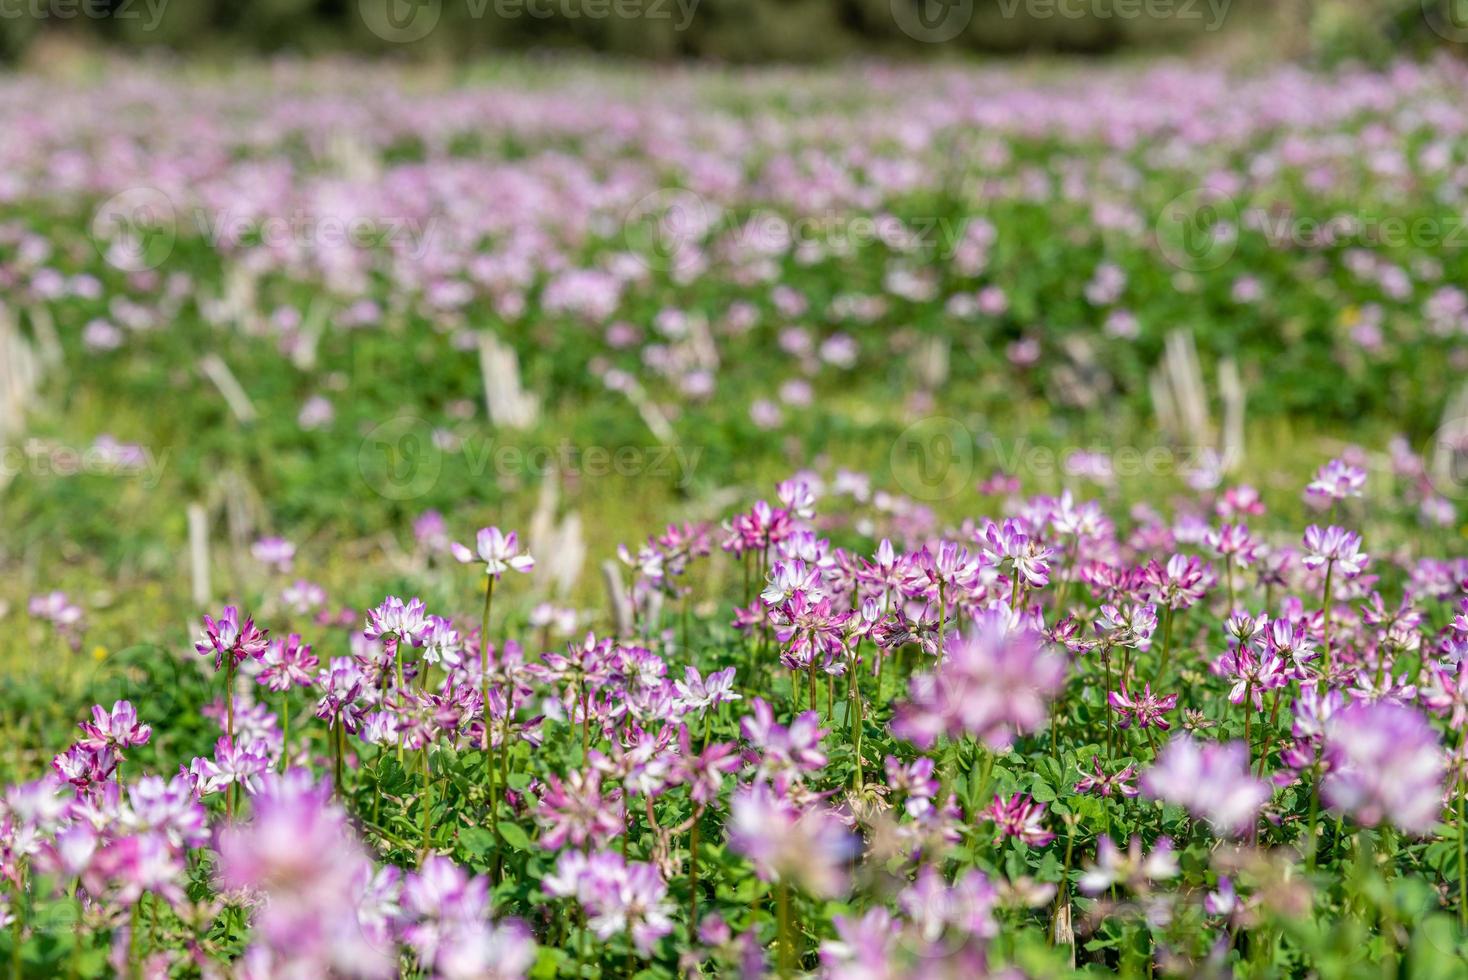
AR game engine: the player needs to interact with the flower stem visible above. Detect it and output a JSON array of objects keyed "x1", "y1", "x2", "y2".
[
  {"x1": 1242, "y1": 681, "x2": 1254, "y2": 766},
  {"x1": 416, "y1": 750, "x2": 433, "y2": 862},
  {"x1": 688, "y1": 816, "x2": 701, "y2": 940},
  {"x1": 1157, "y1": 606, "x2": 1175, "y2": 680},
  {"x1": 279, "y1": 692, "x2": 289, "y2": 774},
  {"x1": 1318, "y1": 560, "x2": 1335, "y2": 692},
  {"x1": 1458, "y1": 731, "x2": 1467, "y2": 929},
  {"x1": 776, "y1": 880, "x2": 793, "y2": 978}
]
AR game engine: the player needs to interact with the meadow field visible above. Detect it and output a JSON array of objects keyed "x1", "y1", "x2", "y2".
[{"x1": 1, "y1": 51, "x2": 1467, "y2": 977}]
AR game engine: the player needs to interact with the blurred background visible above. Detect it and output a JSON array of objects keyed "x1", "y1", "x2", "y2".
[{"x1": 0, "y1": 0, "x2": 1460, "y2": 64}]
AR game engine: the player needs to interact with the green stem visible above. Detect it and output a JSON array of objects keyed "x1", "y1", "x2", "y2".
[
  {"x1": 1319, "y1": 561, "x2": 1335, "y2": 692},
  {"x1": 10, "y1": 874, "x2": 24, "y2": 980},
  {"x1": 1242, "y1": 681, "x2": 1254, "y2": 768},
  {"x1": 126, "y1": 894, "x2": 141, "y2": 980},
  {"x1": 1306, "y1": 753, "x2": 1322, "y2": 871},
  {"x1": 481, "y1": 576, "x2": 501, "y2": 874},
  {"x1": 688, "y1": 817, "x2": 700, "y2": 941},
  {"x1": 1458, "y1": 766, "x2": 1467, "y2": 931},
  {"x1": 776, "y1": 880, "x2": 793, "y2": 979},
  {"x1": 419, "y1": 748, "x2": 433, "y2": 862},
  {"x1": 1255, "y1": 688, "x2": 1283, "y2": 777},
  {"x1": 1157, "y1": 606, "x2": 1175, "y2": 680},
  {"x1": 279, "y1": 692, "x2": 289, "y2": 773},
  {"x1": 224, "y1": 659, "x2": 236, "y2": 821}
]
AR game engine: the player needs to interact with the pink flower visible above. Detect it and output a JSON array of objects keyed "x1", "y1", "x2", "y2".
[
  {"x1": 892, "y1": 617, "x2": 1066, "y2": 751},
  {"x1": 1073, "y1": 757, "x2": 1139, "y2": 797},
  {"x1": 251, "y1": 536, "x2": 296, "y2": 573},
  {"x1": 982, "y1": 793, "x2": 1054, "y2": 847},
  {"x1": 727, "y1": 783, "x2": 855, "y2": 897},
  {"x1": 1141, "y1": 736, "x2": 1270, "y2": 835},
  {"x1": 1301, "y1": 525, "x2": 1368, "y2": 576},
  {"x1": 1321, "y1": 701, "x2": 1445, "y2": 835},
  {"x1": 451, "y1": 527, "x2": 535, "y2": 579},
  {"x1": 1305, "y1": 458, "x2": 1367, "y2": 505},
  {"x1": 739, "y1": 698, "x2": 828, "y2": 779},
  {"x1": 218, "y1": 772, "x2": 393, "y2": 977},
  {"x1": 258, "y1": 634, "x2": 319, "y2": 692},
  {"x1": 536, "y1": 767, "x2": 624, "y2": 851},
  {"x1": 1206, "y1": 524, "x2": 1260, "y2": 567},
  {"x1": 195, "y1": 607, "x2": 270, "y2": 671},
  {"x1": 77, "y1": 701, "x2": 151, "y2": 751},
  {"x1": 1108, "y1": 684, "x2": 1178, "y2": 729},
  {"x1": 1079, "y1": 835, "x2": 1178, "y2": 894}
]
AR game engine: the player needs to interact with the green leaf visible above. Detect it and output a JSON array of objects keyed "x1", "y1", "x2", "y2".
[{"x1": 497, "y1": 820, "x2": 535, "y2": 852}]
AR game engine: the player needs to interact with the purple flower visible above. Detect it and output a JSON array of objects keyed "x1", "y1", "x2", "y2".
[
  {"x1": 1074, "y1": 757, "x2": 1140, "y2": 797},
  {"x1": 1079, "y1": 835, "x2": 1178, "y2": 894},
  {"x1": 727, "y1": 782, "x2": 855, "y2": 897},
  {"x1": 897, "y1": 864, "x2": 998, "y2": 942},
  {"x1": 673, "y1": 666, "x2": 741, "y2": 713},
  {"x1": 1141, "y1": 736, "x2": 1270, "y2": 835},
  {"x1": 739, "y1": 698, "x2": 828, "y2": 779},
  {"x1": 1143, "y1": 554, "x2": 1213, "y2": 610},
  {"x1": 536, "y1": 767, "x2": 624, "y2": 851},
  {"x1": 77, "y1": 701, "x2": 151, "y2": 751},
  {"x1": 1301, "y1": 525, "x2": 1368, "y2": 576},
  {"x1": 218, "y1": 772, "x2": 393, "y2": 977},
  {"x1": 364, "y1": 595, "x2": 429, "y2": 647},
  {"x1": 258, "y1": 634, "x2": 319, "y2": 692},
  {"x1": 1305, "y1": 458, "x2": 1367, "y2": 505},
  {"x1": 195, "y1": 607, "x2": 270, "y2": 671},
  {"x1": 451, "y1": 527, "x2": 535, "y2": 579},
  {"x1": 1108, "y1": 684, "x2": 1178, "y2": 730},
  {"x1": 251, "y1": 536, "x2": 296, "y2": 573},
  {"x1": 892, "y1": 617, "x2": 1066, "y2": 751},
  {"x1": 980, "y1": 518, "x2": 1052, "y2": 589},
  {"x1": 982, "y1": 793, "x2": 1054, "y2": 847},
  {"x1": 1321, "y1": 701, "x2": 1445, "y2": 835},
  {"x1": 314, "y1": 658, "x2": 369, "y2": 733},
  {"x1": 543, "y1": 850, "x2": 673, "y2": 958}
]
